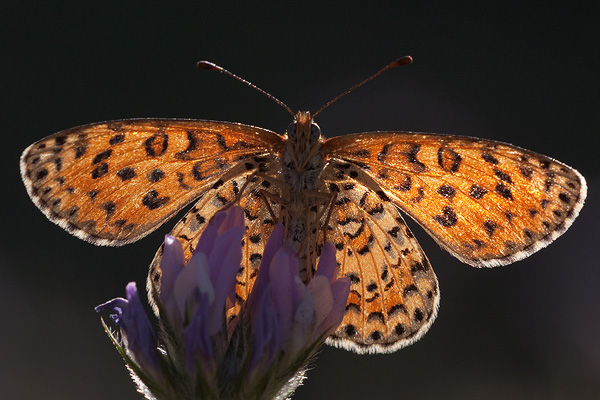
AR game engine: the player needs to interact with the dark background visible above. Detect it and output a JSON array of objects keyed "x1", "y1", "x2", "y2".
[{"x1": 1, "y1": 2, "x2": 598, "y2": 399}]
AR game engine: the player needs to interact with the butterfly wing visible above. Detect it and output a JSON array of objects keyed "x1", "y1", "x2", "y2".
[
  {"x1": 148, "y1": 168, "x2": 284, "y2": 319},
  {"x1": 322, "y1": 132, "x2": 586, "y2": 267},
  {"x1": 321, "y1": 162, "x2": 439, "y2": 353},
  {"x1": 20, "y1": 119, "x2": 284, "y2": 245}
]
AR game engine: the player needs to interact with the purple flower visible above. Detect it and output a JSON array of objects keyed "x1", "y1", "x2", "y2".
[
  {"x1": 158, "y1": 205, "x2": 244, "y2": 376},
  {"x1": 159, "y1": 206, "x2": 244, "y2": 335},
  {"x1": 248, "y1": 224, "x2": 351, "y2": 371},
  {"x1": 96, "y1": 206, "x2": 350, "y2": 400},
  {"x1": 95, "y1": 282, "x2": 163, "y2": 383}
]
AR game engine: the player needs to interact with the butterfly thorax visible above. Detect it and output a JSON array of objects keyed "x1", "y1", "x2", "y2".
[{"x1": 279, "y1": 111, "x2": 327, "y2": 280}]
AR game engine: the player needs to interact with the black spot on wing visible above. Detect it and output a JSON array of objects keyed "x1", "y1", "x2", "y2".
[
  {"x1": 437, "y1": 184, "x2": 456, "y2": 198},
  {"x1": 174, "y1": 130, "x2": 199, "y2": 160},
  {"x1": 395, "y1": 174, "x2": 412, "y2": 191},
  {"x1": 142, "y1": 189, "x2": 170, "y2": 210},
  {"x1": 35, "y1": 168, "x2": 49, "y2": 181},
  {"x1": 54, "y1": 136, "x2": 67, "y2": 146},
  {"x1": 147, "y1": 169, "x2": 165, "y2": 183},
  {"x1": 91, "y1": 163, "x2": 108, "y2": 179},
  {"x1": 519, "y1": 166, "x2": 533, "y2": 180},
  {"x1": 493, "y1": 168, "x2": 513, "y2": 184},
  {"x1": 92, "y1": 149, "x2": 112, "y2": 164},
  {"x1": 116, "y1": 167, "x2": 136, "y2": 181},
  {"x1": 109, "y1": 134, "x2": 125, "y2": 145},
  {"x1": 87, "y1": 189, "x2": 99, "y2": 202},
  {"x1": 469, "y1": 184, "x2": 487, "y2": 199},
  {"x1": 481, "y1": 152, "x2": 499, "y2": 164},
  {"x1": 101, "y1": 201, "x2": 116, "y2": 220},
  {"x1": 353, "y1": 149, "x2": 370, "y2": 158},
  {"x1": 495, "y1": 183, "x2": 513, "y2": 200},
  {"x1": 144, "y1": 131, "x2": 168, "y2": 157},
  {"x1": 483, "y1": 220, "x2": 498, "y2": 238},
  {"x1": 75, "y1": 146, "x2": 87, "y2": 159},
  {"x1": 433, "y1": 206, "x2": 457, "y2": 227},
  {"x1": 216, "y1": 133, "x2": 228, "y2": 150},
  {"x1": 437, "y1": 147, "x2": 462, "y2": 172},
  {"x1": 404, "y1": 144, "x2": 427, "y2": 172},
  {"x1": 53, "y1": 157, "x2": 63, "y2": 171},
  {"x1": 377, "y1": 143, "x2": 392, "y2": 162}
]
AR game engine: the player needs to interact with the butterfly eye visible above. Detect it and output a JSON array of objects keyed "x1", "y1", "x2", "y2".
[
  {"x1": 286, "y1": 123, "x2": 297, "y2": 140},
  {"x1": 310, "y1": 123, "x2": 321, "y2": 142}
]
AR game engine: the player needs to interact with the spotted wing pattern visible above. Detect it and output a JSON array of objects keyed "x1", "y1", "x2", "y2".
[
  {"x1": 320, "y1": 161, "x2": 439, "y2": 353},
  {"x1": 148, "y1": 163, "x2": 284, "y2": 320},
  {"x1": 20, "y1": 119, "x2": 284, "y2": 245},
  {"x1": 322, "y1": 132, "x2": 587, "y2": 268}
]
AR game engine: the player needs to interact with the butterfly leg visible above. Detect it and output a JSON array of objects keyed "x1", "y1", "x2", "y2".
[
  {"x1": 321, "y1": 193, "x2": 337, "y2": 242},
  {"x1": 258, "y1": 189, "x2": 281, "y2": 224},
  {"x1": 231, "y1": 172, "x2": 257, "y2": 205},
  {"x1": 249, "y1": 172, "x2": 294, "y2": 230},
  {"x1": 214, "y1": 160, "x2": 279, "y2": 210}
]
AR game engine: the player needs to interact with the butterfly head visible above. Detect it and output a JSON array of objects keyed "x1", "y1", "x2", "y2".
[{"x1": 286, "y1": 111, "x2": 322, "y2": 147}]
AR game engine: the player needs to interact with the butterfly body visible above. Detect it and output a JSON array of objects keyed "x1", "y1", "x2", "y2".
[{"x1": 277, "y1": 111, "x2": 328, "y2": 279}]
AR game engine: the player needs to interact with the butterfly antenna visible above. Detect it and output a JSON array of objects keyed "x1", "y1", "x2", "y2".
[
  {"x1": 197, "y1": 61, "x2": 295, "y2": 117},
  {"x1": 313, "y1": 55, "x2": 413, "y2": 117}
]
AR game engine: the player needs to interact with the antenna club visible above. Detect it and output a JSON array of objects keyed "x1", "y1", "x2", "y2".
[
  {"x1": 196, "y1": 61, "x2": 219, "y2": 71},
  {"x1": 391, "y1": 56, "x2": 413, "y2": 68}
]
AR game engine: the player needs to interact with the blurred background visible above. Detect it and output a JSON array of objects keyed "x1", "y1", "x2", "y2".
[{"x1": 1, "y1": 2, "x2": 598, "y2": 399}]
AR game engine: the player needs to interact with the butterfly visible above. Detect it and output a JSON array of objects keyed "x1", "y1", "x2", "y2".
[{"x1": 20, "y1": 57, "x2": 587, "y2": 354}]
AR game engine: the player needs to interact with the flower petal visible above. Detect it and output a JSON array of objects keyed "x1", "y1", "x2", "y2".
[
  {"x1": 206, "y1": 225, "x2": 244, "y2": 314},
  {"x1": 289, "y1": 286, "x2": 316, "y2": 356},
  {"x1": 250, "y1": 284, "x2": 279, "y2": 368},
  {"x1": 268, "y1": 247, "x2": 299, "y2": 344},
  {"x1": 216, "y1": 205, "x2": 245, "y2": 234},
  {"x1": 123, "y1": 283, "x2": 161, "y2": 371},
  {"x1": 158, "y1": 235, "x2": 185, "y2": 318},
  {"x1": 184, "y1": 292, "x2": 214, "y2": 375},
  {"x1": 306, "y1": 275, "x2": 333, "y2": 329},
  {"x1": 97, "y1": 283, "x2": 162, "y2": 380},
  {"x1": 317, "y1": 277, "x2": 351, "y2": 335},
  {"x1": 95, "y1": 297, "x2": 127, "y2": 323},
  {"x1": 174, "y1": 252, "x2": 213, "y2": 321},
  {"x1": 195, "y1": 206, "x2": 244, "y2": 260},
  {"x1": 194, "y1": 216, "x2": 219, "y2": 258},
  {"x1": 315, "y1": 241, "x2": 336, "y2": 282},
  {"x1": 261, "y1": 223, "x2": 285, "y2": 269},
  {"x1": 246, "y1": 223, "x2": 285, "y2": 312}
]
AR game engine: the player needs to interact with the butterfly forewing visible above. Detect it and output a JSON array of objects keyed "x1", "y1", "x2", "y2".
[
  {"x1": 20, "y1": 119, "x2": 284, "y2": 246},
  {"x1": 322, "y1": 132, "x2": 587, "y2": 267}
]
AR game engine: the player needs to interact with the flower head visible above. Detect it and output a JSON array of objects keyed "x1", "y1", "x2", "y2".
[
  {"x1": 96, "y1": 206, "x2": 350, "y2": 400},
  {"x1": 247, "y1": 224, "x2": 350, "y2": 371}
]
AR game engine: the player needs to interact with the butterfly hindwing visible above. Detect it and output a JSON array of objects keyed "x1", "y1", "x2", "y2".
[
  {"x1": 148, "y1": 163, "x2": 284, "y2": 319},
  {"x1": 321, "y1": 162, "x2": 439, "y2": 353}
]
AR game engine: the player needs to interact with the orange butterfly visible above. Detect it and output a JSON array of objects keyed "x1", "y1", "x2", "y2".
[{"x1": 20, "y1": 57, "x2": 586, "y2": 353}]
